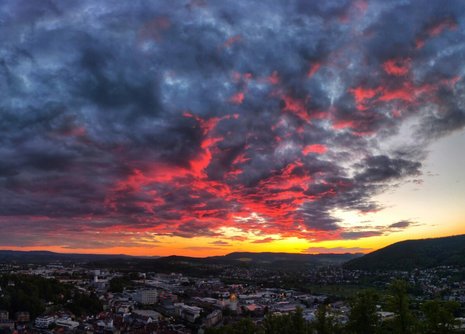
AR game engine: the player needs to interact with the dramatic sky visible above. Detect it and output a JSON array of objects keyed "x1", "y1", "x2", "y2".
[{"x1": 1, "y1": 0, "x2": 464, "y2": 256}]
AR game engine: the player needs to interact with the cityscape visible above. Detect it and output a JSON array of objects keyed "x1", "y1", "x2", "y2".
[
  {"x1": 1, "y1": 239, "x2": 465, "y2": 333},
  {"x1": 1, "y1": 0, "x2": 465, "y2": 333}
]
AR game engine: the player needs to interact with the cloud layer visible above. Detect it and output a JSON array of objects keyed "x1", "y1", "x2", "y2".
[{"x1": 0, "y1": 0, "x2": 464, "y2": 249}]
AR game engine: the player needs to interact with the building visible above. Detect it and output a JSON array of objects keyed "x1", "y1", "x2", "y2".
[
  {"x1": 0, "y1": 320, "x2": 14, "y2": 331},
  {"x1": 174, "y1": 303, "x2": 202, "y2": 323},
  {"x1": 55, "y1": 318, "x2": 80, "y2": 329},
  {"x1": 229, "y1": 294, "x2": 238, "y2": 312},
  {"x1": 132, "y1": 309, "x2": 161, "y2": 323},
  {"x1": 204, "y1": 310, "x2": 222, "y2": 327},
  {"x1": 377, "y1": 311, "x2": 395, "y2": 321},
  {"x1": 273, "y1": 302, "x2": 301, "y2": 314},
  {"x1": 15, "y1": 312, "x2": 30, "y2": 323},
  {"x1": 0, "y1": 311, "x2": 8, "y2": 321},
  {"x1": 133, "y1": 289, "x2": 158, "y2": 305},
  {"x1": 35, "y1": 316, "x2": 55, "y2": 328}
]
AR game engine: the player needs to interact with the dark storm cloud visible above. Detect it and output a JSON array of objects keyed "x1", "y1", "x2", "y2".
[
  {"x1": 340, "y1": 230, "x2": 384, "y2": 240},
  {"x1": 355, "y1": 155, "x2": 422, "y2": 183},
  {"x1": 417, "y1": 85, "x2": 465, "y2": 140},
  {"x1": 172, "y1": 221, "x2": 220, "y2": 239},
  {"x1": 0, "y1": 0, "x2": 464, "y2": 247},
  {"x1": 339, "y1": 218, "x2": 419, "y2": 240},
  {"x1": 389, "y1": 220, "x2": 418, "y2": 230},
  {"x1": 300, "y1": 201, "x2": 341, "y2": 231}
]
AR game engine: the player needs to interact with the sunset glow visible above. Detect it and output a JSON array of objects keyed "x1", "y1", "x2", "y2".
[{"x1": 0, "y1": 0, "x2": 464, "y2": 257}]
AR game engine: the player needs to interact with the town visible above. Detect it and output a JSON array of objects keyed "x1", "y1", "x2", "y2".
[{"x1": 1, "y1": 259, "x2": 464, "y2": 334}]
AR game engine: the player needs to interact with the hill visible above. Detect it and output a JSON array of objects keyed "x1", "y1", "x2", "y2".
[
  {"x1": 0, "y1": 250, "x2": 136, "y2": 264},
  {"x1": 0, "y1": 249, "x2": 361, "y2": 273},
  {"x1": 109, "y1": 251, "x2": 362, "y2": 275},
  {"x1": 214, "y1": 252, "x2": 360, "y2": 265},
  {"x1": 344, "y1": 234, "x2": 465, "y2": 271}
]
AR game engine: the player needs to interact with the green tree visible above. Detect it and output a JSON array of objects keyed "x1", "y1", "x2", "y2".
[
  {"x1": 0, "y1": 274, "x2": 75, "y2": 318},
  {"x1": 233, "y1": 318, "x2": 263, "y2": 334},
  {"x1": 67, "y1": 292, "x2": 103, "y2": 317},
  {"x1": 263, "y1": 307, "x2": 310, "y2": 334},
  {"x1": 421, "y1": 300, "x2": 459, "y2": 334},
  {"x1": 386, "y1": 280, "x2": 414, "y2": 334},
  {"x1": 312, "y1": 304, "x2": 337, "y2": 334},
  {"x1": 205, "y1": 318, "x2": 262, "y2": 334},
  {"x1": 347, "y1": 289, "x2": 380, "y2": 334},
  {"x1": 108, "y1": 276, "x2": 132, "y2": 293}
]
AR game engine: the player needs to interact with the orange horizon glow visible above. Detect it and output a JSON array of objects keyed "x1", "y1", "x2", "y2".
[{"x1": 3, "y1": 226, "x2": 464, "y2": 258}]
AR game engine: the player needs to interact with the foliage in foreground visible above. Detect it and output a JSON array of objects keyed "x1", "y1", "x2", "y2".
[
  {"x1": 0, "y1": 274, "x2": 102, "y2": 318},
  {"x1": 206, "y1": 280, "x2": 463, "y2": 334}
]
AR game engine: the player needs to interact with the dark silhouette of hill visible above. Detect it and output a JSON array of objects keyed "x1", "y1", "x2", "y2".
[
  {"x1": 122, "y1": 252, "x2": 362, "y2": 275},
  {"x1": 152, "y1": 252, "x2": 360, "y2": 266},
  {"x1": 213, "y1": 252, "x2": 360, "y2": 265},
  {"x1": 344, "y1": 234, "x2": 465, "y2": 271},
  {"x1": 0, "y1": 249, "x2": 360, "y2": 273},
  {"x1": 0, "y1": 250, "x2": 136, "y2": 264}
]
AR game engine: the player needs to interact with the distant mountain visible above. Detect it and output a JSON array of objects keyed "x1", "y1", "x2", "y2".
[
  {"x1": 344, "y1": 234, "x2": 465, "y2": 271},
  {"x1": 0, "y1": 249, "x2": 361, "y2": 272},
  {"x1": 146, "y1": 252, "x2": 362, "y2": 273},
  {"x1": 152, "y1": 252, "x2": 361, "y2": 266},
  {"x1": 213, "y1": 252, "x2": 361, "y2": 265},
  {"x1": 0, "y1": 250, "x2": 135, "y2": 264}
]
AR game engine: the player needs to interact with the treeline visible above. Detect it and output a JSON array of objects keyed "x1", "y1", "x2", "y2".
[
  {"x1": 0, "y1": 274, "x2": 102, "y2": 318},
  {"x1": 206, "y1": 280, "x2": 463, "y2": 334}
]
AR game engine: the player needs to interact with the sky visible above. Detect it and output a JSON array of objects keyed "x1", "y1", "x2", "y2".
[{"x1": 0, "y1": 0, "x2": 464, "y2": 257}]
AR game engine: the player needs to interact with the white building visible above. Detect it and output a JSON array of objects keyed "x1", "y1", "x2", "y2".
[
  {"x1": 132, "y1": 309, "x2": 161, "y2": 323},
  {"x1": 174, "y1": 303, "x2": 202, "y2": 323},
  {"x1": 133, "y1": 289, "x2": 158, "y2": 305},
  {"x1": 377, "y1": 311, "x2": 395, "y2": 321},
  {"x1": 55, "y1": 319, "x2": 79, "y2": 329},
  {"x1": 34, "y1": 316, "x2": 55, "y2": 328},
  {"x1": 204, "y1": 310, "x2": 222, "y2": 327}
]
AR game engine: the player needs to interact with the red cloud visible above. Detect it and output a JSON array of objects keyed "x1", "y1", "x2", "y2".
[
  {"x1": 281, "y1": 94, "x2": 311, "y2": 122},
  {"x1": 415, "y1": 17, "x2": 457, "y2": 49},
  {"x1": 229, "y1": 91, "x2": 245, "y2": 105},
  {"x1": 307, "y1": 62, "x2": 321, "y2": 78},
  {"x1": 383, "y1": 58, "x2": 411, "y2": 76},
  {"x1": 252, "y1": 237, "x2": 278, "y2": 244},
  {"x1": 267, "y1": 71, "x2": 280, "y2": 85},
  {"x1": 303, "y1": 144, "x2": 327, "y2": 155}
]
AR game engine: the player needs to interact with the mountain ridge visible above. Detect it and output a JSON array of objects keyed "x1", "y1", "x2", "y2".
[
  {"x1": 6, "y1": 232, "x2": 465, "y2": 272},
  {"x1": 0, "y1": 249, "x2": 361, "y2": 266},
  {"x1": 344, "y1": 234, "x2": 465, "y2": 271}
]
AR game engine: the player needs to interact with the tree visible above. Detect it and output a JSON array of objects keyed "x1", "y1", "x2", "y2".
[
  {"x1": 421, "y1": 300, "x2": 460, "y2": 334},
  {"x1": 312, "y1": 304, "x2": 337, "y2": 334},
  {"x1": 108, "y1": 276, "x2": 132, "y2": 293},
  {"x1": 386, "y1": 280, "x2": 414, "y2": 334},
  {"x1": 291, "y1": 307, "x2": 309, "y2": 334},
  {"x1": 347, "y1": 289, "x2": 380, "y2": 334},
  {"x1": 263, "y1": 307, "x2": 310, "y2": 334},
  {"x1": 205, "y1": 318, "x2": 262, "y2": 334},
  {"x1": 67, "y1": 292, "x2": 103, "y2": 317},
  {"x1": 233, "y1": 318, "x2": 263, "y2": 334},
  {"x1": 0, "y1": 274, "x2": 70, "y2": 318}
]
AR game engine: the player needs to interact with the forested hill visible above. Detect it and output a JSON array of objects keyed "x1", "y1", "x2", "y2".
[
  {"x1": 212, "y1": 252, "x2": 360, "y2": 264},
  {"x1": 0, "y1": 250, "x2": 135, "y2": 264},
  {"x1": 0, "y1": 250, "x2": 360, "y2": 274},
  {"x1": 344, "y1": 234, "x2": 465, "y2": 271}
]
